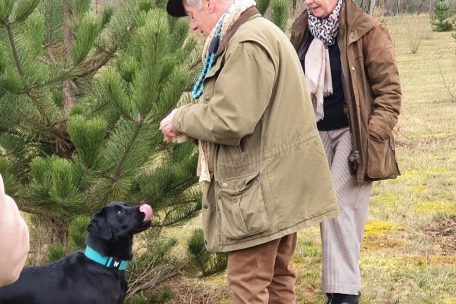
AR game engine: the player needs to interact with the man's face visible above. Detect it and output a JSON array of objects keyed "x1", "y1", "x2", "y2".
[
  {"x1": 183, "y1": 0, "x2": 215, "y2": 37},
  {"x1": 305, "y1": 0, "x2": 339, "y2": 18}
]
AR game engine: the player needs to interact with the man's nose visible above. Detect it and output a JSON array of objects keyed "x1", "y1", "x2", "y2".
[{"x1": 189, "y1": 20, "x2": 198, "y2": 31}]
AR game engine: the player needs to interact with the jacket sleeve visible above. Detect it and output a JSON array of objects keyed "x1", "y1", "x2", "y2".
[
  {"x1": 0, "y1": 174, "x2": 29, "y2": 287},
  {"x1": 363, "y1": 25, "x2": 401, "y2": 139},
  {"x1": 172, "y1": 41, "x2": 275, "y2": 146}
]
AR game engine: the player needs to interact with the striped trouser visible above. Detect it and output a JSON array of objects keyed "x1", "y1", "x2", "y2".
[{"x1": 319, "y1": 127, "x2": 372, "y2": 295}]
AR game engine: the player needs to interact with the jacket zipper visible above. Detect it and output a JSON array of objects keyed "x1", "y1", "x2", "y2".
[{"x1": 339, "y1": 17, "x2": 361, "y2": 175}]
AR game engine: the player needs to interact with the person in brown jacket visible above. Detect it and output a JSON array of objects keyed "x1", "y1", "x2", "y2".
[
  {"x1": 0, "y1": 174, "x2": 29, "y2": 287},
  {"x1": 290, "y1": 0, "x2": 401, "y2": 303},
  {"x1": 160, "y1": 0, "x2": 338, "y2": 302}
]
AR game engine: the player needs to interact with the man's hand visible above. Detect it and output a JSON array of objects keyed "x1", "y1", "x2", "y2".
[{"x1": 159, "y1": 109, "x2": 177, "y2": 142}]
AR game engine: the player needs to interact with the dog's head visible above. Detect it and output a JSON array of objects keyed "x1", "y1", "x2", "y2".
[{"x1": 87, "y1": 202, "x2": 152, "y2": 241}]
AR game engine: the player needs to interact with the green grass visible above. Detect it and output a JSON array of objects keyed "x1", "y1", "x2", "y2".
[{"x1": 164, "y1": 15, "x2": 456, "y2": 303}]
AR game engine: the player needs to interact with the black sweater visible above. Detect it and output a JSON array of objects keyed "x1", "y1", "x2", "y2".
[{"x1": 298, "y1": 37, "x2": 349, "y2": 131}]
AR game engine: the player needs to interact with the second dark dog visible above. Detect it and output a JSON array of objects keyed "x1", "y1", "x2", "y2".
[{"x1": 0, "y1": 202, "x2": 152, "y2": 304}]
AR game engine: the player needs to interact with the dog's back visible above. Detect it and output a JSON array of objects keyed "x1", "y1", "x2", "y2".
[{"x1": 0, "y1": 252, "x2": 126, "y2": 304}]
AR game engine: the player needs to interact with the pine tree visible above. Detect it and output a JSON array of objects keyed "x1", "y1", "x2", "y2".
[
  {"x1": 257, "y1": 0, "x2": 289, "y2": 32},
  {"x1": 0, "y1": 0, "x2": 200, "y2": 267},
  {"x1": 187, "y1": 228, "x2": 227, "y2": 276},
  {"x1": 430, "y1": 0, "x2": 455, "y2": 32},
  {"x1": 0, "y1": 0, "x2": 290, "y2": 298}
]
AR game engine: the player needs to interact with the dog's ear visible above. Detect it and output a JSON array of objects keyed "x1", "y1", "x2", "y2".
[{"x1": 87, "y1": 209, "x2": 112, "y2": 241}]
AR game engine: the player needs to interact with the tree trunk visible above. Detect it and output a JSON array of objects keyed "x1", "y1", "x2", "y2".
[
  {"x1": 63, "y1": 0, "x2": 75, "y2": 114},
  {"x1": 355, "y1": 0, "x2": 373, "y2": 13},
  {"x1": 292, "y1": 0, "x2": 297, "y2": 14},
  {"x1": 369, "y1": 0, "x2": 377, "y2": 14}
]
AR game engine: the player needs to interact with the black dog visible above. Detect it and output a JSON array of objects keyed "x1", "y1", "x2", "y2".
[{"x1": 0, "y1": 202, "x2": 152, "y2": 304}]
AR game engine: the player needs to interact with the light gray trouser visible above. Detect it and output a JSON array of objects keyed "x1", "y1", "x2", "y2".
[{"x1": 319, "y1": 127, "x2": 372, "y2": 295}]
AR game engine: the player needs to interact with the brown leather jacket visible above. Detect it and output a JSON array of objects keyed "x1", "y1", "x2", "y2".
[{"x1": 290, "y1": 0, "x2": 401, "y2": 184}]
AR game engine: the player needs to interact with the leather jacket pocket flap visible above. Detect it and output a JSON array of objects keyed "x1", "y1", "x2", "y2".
[
  {"x1": 216, "y1": 173, "x2": 270, "y2": 240},
  {"x1": 366, "y1": 133, "x2": 400, "y2": 180}
]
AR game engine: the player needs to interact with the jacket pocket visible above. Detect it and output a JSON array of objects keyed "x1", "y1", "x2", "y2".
[
  {"x1": 366, "y1": 133, "x2": 400, "y2": 180},
  {"x1": 216, "y1": 173, "x2": 269, "y2": 240}
]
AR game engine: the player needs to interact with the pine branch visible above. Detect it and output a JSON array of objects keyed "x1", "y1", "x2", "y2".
[
  {"x1": 25, "y1": 48, "x2": 114, "y2": 98},
  {"x1": 75, "y1": 47, "x2": 115, "y2": 79},
  {"x1": 3, "y1": 23, "x2": 54, "y2": 126},
  {"x1": 4, "y1": 23, "x2": 26, "y2": 79},
  {"x1": 127, "y1": 264, "x2": 182, "y2": 296},
  {"x1": 112, "y1": 117, "x2": 144, "y2": 181}
]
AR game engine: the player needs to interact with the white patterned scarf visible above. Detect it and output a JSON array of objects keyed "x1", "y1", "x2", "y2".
[{"x1": 305, "y1": 0, "x2": 343, "y2": 121}]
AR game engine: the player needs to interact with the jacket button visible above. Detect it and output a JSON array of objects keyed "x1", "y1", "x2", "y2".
[
  {"x1": 351, "y1": 66, "x2": 355, "y2": 71},
  {"x1": 203, "y1": 204, "x2": 208, "y2": 209},
  {"x1": 233, "y1": 197, "x2": 239, "y2": 203},
  {"x1": 204, "y1": 94, "x2": 210, "y2": 101}
]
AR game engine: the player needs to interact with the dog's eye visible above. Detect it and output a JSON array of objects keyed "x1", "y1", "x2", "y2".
[{"x1": 117, "y1": 209, "x2": 124, "y2": 215}]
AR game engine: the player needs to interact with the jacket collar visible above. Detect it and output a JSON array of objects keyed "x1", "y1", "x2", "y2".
[
  {"x1": 289, "y1": 8, "x2": 308, "y2": 50},
  {"x1": 339, "y1": 0, "x2": 378, "y2": 43},
  {"x1": 215, "y1": 7, "x2": 260, "y2": 57},
  {"x1": 84, "y1": 246, "x2": 128, "y2": 271}
]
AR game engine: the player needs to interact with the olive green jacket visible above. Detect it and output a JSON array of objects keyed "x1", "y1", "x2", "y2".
[
  {"x1": 290, "y1": 0, "x2": 401, "y2": 184},
  {"x1": 173, "y1": 13, "x2": 338, "y2": 252}
]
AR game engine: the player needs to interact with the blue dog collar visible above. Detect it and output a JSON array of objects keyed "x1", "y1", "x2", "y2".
[{"x1": 84, "y1": 246, "x2": 128, "y2": 271}]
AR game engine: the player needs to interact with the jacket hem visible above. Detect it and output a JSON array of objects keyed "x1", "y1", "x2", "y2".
[{"x1": 213, "y1": 209, "x2": 339, "y2": 252}]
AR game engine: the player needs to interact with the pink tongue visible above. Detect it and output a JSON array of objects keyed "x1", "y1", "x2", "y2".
[{"x1": 139, "y1": 204, "x2": 153, "y2": 221}]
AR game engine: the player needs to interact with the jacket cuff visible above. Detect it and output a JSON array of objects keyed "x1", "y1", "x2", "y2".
[{"x1": 172, "y1": 104, "x2": 191, "y2": 133}]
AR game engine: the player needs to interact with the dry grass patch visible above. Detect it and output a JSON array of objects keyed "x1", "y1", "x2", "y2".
[
  {"x1": 425, "y1": 216, "x2": 456, "y2": 255},
  {"x1": 363, "y1": 220, "x2": 403, "y2": 236},
  {"x1": 361, "y1": 254, "x2": 456, "y2": 304},
  {"x1": 416, "y1": 201, "x2": 456, "y2": 215},
  {"x1": 159, "y1": 274, "x2": 229, "y2": 304},
  {"x1": 362, "y1": 220, "x2": 406, "y2": 252}
]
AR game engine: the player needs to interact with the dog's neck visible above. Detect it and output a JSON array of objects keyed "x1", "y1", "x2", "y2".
[{"x1": 86, "y1": 234, "x2": 133, "y2": 261}]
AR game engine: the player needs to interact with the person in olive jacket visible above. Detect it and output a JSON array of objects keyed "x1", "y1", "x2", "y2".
[
  {"x1": 290, "y1": 0, "x2": 401, "y2": 303},
  {"x1": 0, "y1": 174, "x2": 29, "y2": 287},
  {"x1": 160, "y1": 0, "x2": 338, "y2": 302}
]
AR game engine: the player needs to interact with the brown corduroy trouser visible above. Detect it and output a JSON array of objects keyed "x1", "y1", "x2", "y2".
[{"x1": 226, "y1": 233, "x2": 297, "y2": 304}]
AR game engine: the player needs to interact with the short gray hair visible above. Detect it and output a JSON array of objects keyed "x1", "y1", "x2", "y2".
[
  {"x1": 184, "y1": 0, "x2": 234, "y2": 10},
  {"x1": 184, "y1": 0, "x2": 203, "y2": 8}
]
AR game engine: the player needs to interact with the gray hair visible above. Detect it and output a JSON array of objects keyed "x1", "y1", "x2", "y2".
[
  {"x1": 184, "y1": 0, "x2": 234, "y2": 10},
  {"x1": 184, "y1": 0, "x2": 203, "y2": 8}
]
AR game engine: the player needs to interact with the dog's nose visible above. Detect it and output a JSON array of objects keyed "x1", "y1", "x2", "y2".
[{"x1": 139, "y1": 204, "x2": 153, "y2": 222}]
